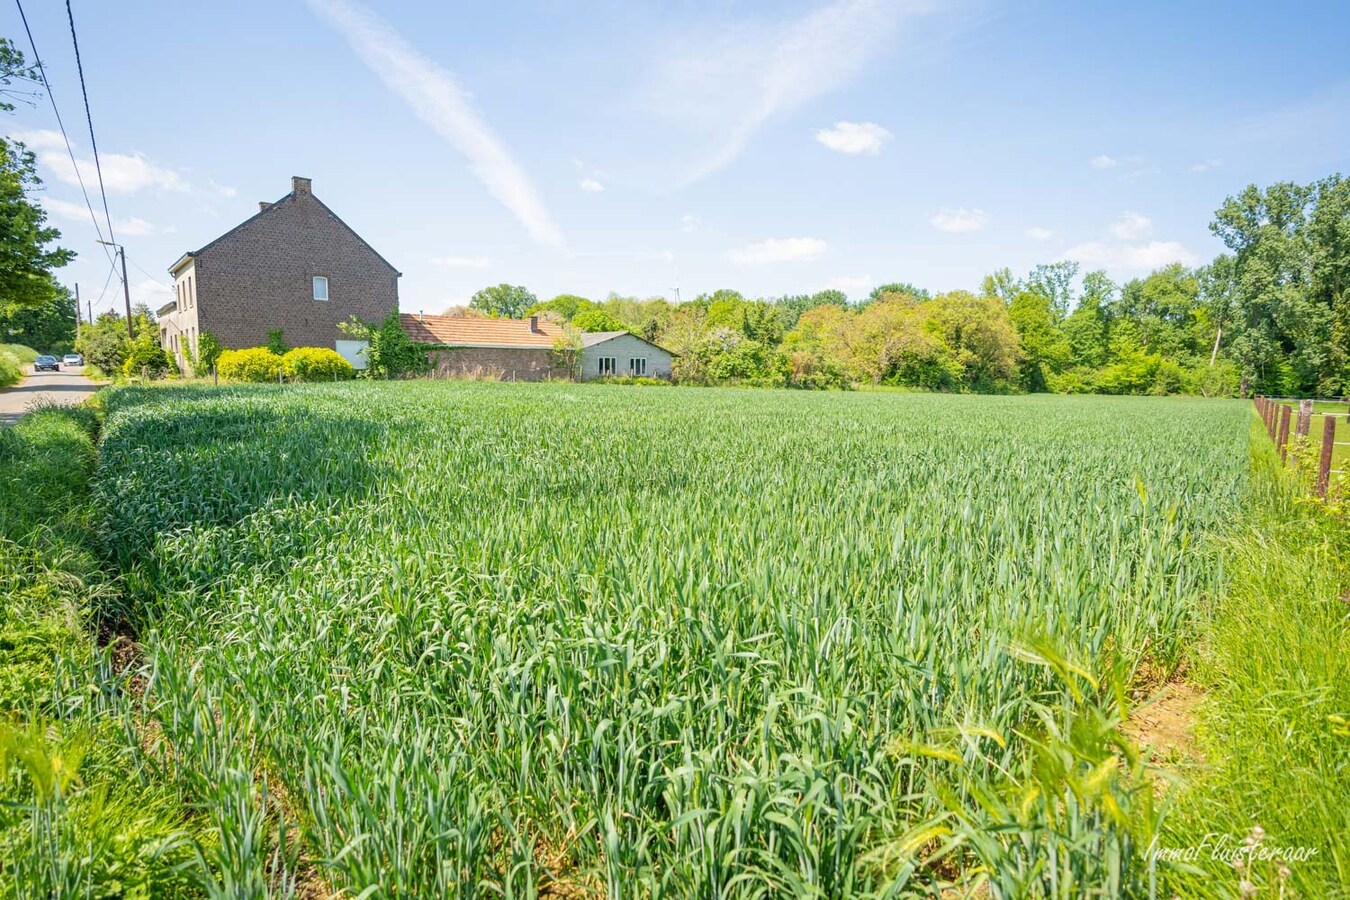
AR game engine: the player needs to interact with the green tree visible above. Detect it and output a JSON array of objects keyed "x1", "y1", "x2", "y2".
[
  {"x1": 868, "y1": 282, "x2": 930, "y2": 303},
  {"x1": 74, "y1": 313, "x2": 131, "y2": 374},
  {"x1": 1009, "y1": 290, "x2": 1071, "y2": 391},
  {"x1": 339, "y1": 311, "x2": 431, "y2": 378},
  {"x1": 528, "y1": 293, "x2": 591, "y2": 321},
  {"x1": 470, "y1": 283, "x2": 536, "y2": 318},
  {"x1": 570, "y1": 308, "x2": 625, "y2": 332},
  {"x1": 0, "y1": 283, "x2": 76, "y2": 352},
  {"x1": 1061, "y1": 271, "x2": 1113, "y2": 369}
]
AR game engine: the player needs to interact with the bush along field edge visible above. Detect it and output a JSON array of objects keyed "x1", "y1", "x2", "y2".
[{"x1": 1, "y1": 391, "x2": 1346, "y2": 896}]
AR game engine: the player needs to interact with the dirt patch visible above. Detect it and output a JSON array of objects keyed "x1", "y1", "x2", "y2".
[{"x1": 1123, "y1": 680, "x2": 1205, "y2": 765}]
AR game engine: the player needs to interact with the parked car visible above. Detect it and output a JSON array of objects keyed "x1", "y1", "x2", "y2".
[
  {"x1": 63, "y1": 353, "x2": 83, "y2": 366},
  {"x1": 33, "y1": 355, "x2": 60, "y2": 372}
]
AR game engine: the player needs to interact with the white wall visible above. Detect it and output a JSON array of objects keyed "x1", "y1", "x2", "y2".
[{"x1": 580, "y1": 334, "x2": 673, "y2": 380}]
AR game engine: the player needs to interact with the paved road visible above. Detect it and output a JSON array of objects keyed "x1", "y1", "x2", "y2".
[{"x1": 0, "y1": 366, "x2": 99, "y2": 426}]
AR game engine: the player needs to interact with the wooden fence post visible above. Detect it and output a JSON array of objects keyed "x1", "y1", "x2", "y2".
[
  {"x1": 1278, "y1": 405, "x2": 1292, "y2": 462},
  {"x1": 1296, "y1": 399, "x2": 1313, "y2": 442},
  {"x1": 1316, "y1": 415, "x2": 1336, "y2": 499}
]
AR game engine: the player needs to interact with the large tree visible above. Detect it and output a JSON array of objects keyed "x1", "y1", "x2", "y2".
[
  {"x1": 0, "y1": 282, "x2": 75, "y2": 351},
  {"x1": 0, "y1": 39, "x2": 73, "y2": 311},
  {"x1": 469, "y1": 283, "x2": 536, "y2": 318}
]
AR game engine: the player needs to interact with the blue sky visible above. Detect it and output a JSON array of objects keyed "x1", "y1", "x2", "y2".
[{"x1": 7, "y1": 0, "x2": 1350, "y2": 317}]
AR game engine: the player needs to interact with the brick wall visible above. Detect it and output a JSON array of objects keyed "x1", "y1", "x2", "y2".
[
  {"x1": 195, "y1": 179, "x2": 399, "y2": 350},
  {"x1": 430, "y1": 347, "x2": 567, "y2": 381}
]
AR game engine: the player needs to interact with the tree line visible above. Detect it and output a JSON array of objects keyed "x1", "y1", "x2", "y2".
[{"x1": 465, "y1": 177, "x2": 1348, "y2": 399}]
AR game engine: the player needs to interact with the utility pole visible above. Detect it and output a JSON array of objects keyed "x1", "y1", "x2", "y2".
[{"x1": 98, "y1": 240, "x2": 134, "y2": 338}]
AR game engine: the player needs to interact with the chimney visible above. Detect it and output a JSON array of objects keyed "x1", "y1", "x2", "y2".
[
  {"x1": 258, "y1": 201, "x2": 273, "y2": 212},
  {"x1": 291, "y1": 176, "x2": 312, "y2": 195},
  {"x1": 528, "y1": 315, "x2": 541, "y2": 333}
]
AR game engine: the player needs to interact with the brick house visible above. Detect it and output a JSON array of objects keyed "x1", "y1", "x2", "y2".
[
  {"x1": 401, "y1": 313, "x2": 674, "y2": 381},
  {"x1": 158, "y1": 176, "x2": 399, "y2": 369}
]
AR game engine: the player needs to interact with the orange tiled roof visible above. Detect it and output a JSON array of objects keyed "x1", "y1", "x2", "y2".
[{"x1": 400, "y1": 313, "x2": 565, "y2": 348}]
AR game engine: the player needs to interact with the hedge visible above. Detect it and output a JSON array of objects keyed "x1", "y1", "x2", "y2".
[
  {"x1": 216, "y1": 347, "x2": 283, "y2": 383},
  {"x1": 281, "y1": 347, "x2": 354, "y2": 381}
]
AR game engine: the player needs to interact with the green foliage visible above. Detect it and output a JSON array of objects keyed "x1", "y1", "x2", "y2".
[
  {"x1": 119, "y1": 329, "x2": 174, "y2": 380},
  {"x1": 266, "y1": 328, "x2": 290, "y2": 356},
  {"x1": 341, "y1": 311, "x2": 432, "y2": 378},
  {"x1": 0, "y1": 285, "x2": 76, "y2": 353},
  {"x1": 0, "y1": 348, "x2": 18, "y2": 387},
  {"x1": 91, "y1": 383, "x2": 1250, "y2": 895},
  {"x1": 868, "y1": 281, "x2": 930, "y2": 303},
  {"x1": 281, "y1": 346, "x2": 355, "y2": 381},
  {"x1": 216, "y1": 346, "x2": 283, "y2": 382},
  {"x1": 470, "y1": 283, "x2": 536, "y2": 318},
  {"x1": 569, "y1": 307, "x2": 625, "y2": 332},
  {"x1": 0, "y1": 342, "x2": 35, "y2": 363},
  {"x1": 0, "y1": 136, "x2": 74, "y2": 310},
  {"x1": 74, "y1": 314, "x2": 130, "y2": 376},
  {"x1": 193, "y1": 329, "x2": 223, "y2": 377},
  {"x1": 527, "y1": 293, "x2": 591, "y2": 320}
]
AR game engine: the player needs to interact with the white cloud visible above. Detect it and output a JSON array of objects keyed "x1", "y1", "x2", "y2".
[
  {"x1": 1025, "y1": 227, "x2": 1053, "y2": 241},
  {"x1": 1108, "y1": 211, "x2": 1152, "y2": 241},
  {"x1": 307, "y1": 0, "x2": 563, "y2": 248},
  {"x1": 209, "y1": 179, "x2": 238, "y2": 198},
  {"x1": 728, "y1": 237, "x2": 828, "y2": 265},
  {"x1": 1191, "y1": 158, "x2": 1223, "y2": 172},
  {"x1": 929, "y1": 207, "x2": 989, "y2": 233},
  {"x1": 680, "y1": 213, "x2": 701, "y2": 232},
  {"x1": 130, "y1": 277, "x2": 173, "y2": 310},
  {"x1": 41, "y1": 197, "x2": 170, "y2": 237},
  {"x1": 646, "y1": 0, "x2": 930, "y2": 183},
  {"x1": 430, "y1": 254, "x2": 491, "y2": 268},
  {"x1": 1089, "y1": 154, "x2": 1119, "y2": 169},
  {"x1": 1059, "y1": 240, "x2": 1198, "y2": 273},
  {"x1": 15, "y1": 128, "x2": 188, "y2": 195},
  {"x1": 579, "y1": 178, "x2": 605, "y2": 192},
  {"x1": 825, "y1": 274, "x2": 871, "y2": 295},
  {"x1": 815, "y1": 120, "x2": 892, "y2": 155}
]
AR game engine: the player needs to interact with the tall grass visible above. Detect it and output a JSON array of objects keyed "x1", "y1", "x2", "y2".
[{"x1": 93, "y1": 383, "x2": 1251, "y2": 895}]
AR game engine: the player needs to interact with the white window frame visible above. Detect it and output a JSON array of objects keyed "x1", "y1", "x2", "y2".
[
  {"x1": 597, "y1": 356, "x2": 617, "y2": 376},
  {"x1": 629, "y1": 357, "x2": 647, "y2": 376},
  {"x1": 312, "y1": 275, "x2": 329, "y2": 301}
]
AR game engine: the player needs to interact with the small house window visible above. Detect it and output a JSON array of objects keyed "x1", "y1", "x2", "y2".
[
  {"x1": 598, "y1": 356, "x2": 617, "y2": 376},
  {"x1": 629, "y1": 357, "x2": 647, "y2": 376},
  {"x1": 313, "y1": 276, "x2": 329, "y2": 301}
]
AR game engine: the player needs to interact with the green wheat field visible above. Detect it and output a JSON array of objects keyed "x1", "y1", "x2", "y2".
[{"x1": 93, "y1": 383, "x2": 1250, "y2": 896}]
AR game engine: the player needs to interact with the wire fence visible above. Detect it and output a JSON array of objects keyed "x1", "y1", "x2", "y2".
[{"x1": 1254, "y1": 396, "x2": 1348, "y2": 498}]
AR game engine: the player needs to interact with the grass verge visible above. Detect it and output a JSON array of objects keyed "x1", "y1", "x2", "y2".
[
  {"x1": 0, "y1": 401, "x2": 210, "y2": 896},
  {"x1": 1162, "y1": 423, "x2": 1350, "y2": 896}
]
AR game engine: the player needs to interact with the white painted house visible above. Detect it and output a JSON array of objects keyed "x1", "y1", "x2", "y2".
[{"x1": 579, "y1": 331, "x2": 675, "y2": 380}]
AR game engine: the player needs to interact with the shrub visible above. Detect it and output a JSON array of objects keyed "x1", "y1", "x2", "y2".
[
  {"x1": 266, "y1": 329, "x2": 290, "y2": 356},
  {"x1": 0, "y1": 350, "x2": 20, "y2": 387},
  {"x1": 120, "y1": 333, "x2": 174, "y2": 380},
  {"x1": 281, "y1": 347, "x2": 355, "y2": 382},
  {"x1": 193, "y1": 331, "x2": 223, "y2": 378},
  {"x1": 217, "y1": 347, "x2": 283, "y2": 383},
  {"x1": 0, "y1": 343, "x2": 38, "y2": 364}
]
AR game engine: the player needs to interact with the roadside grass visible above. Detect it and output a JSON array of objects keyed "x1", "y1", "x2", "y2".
[
  {"x1": 0, "y1": 344, "x2": 38, "y2": 365},
  {"x1": 0, "y1": 351, "x2": 20, "y2": 388},
  {"x1": 1163, "y1": 422, "x2": 1350, "y2": 896},
  {"x1": 0, "y1": 401, "x2": 210, "y2": 896}
]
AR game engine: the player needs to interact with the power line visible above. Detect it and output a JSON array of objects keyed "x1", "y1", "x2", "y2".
[
  {"x1": 12, "y1": 0, "x2": 114, "y2": 266},
  {"x1": 127, "y1": 254, "x2": 171, "y2": 289},
  {"x1": 92, "y1": 252, "x2": 118, "y2": 311},
  {"x1": 63, "y1": 0, "x2": 115, "y2": 248}
]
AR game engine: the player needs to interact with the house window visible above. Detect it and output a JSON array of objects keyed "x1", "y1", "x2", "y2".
[
  {"x1": 629, "y1": 357, "x2": 647, "y2": 376},
  {"x1": 597, "y1": 356, "x2": 617, "y2": 376},
  {"x1": 313, "y1": 275, "x2": 329, "y2": 301}
]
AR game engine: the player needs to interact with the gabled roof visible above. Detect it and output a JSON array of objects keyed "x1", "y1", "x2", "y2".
[
  {"x1": 400, "y1": 313, "x2": 564, "y2": 348},
  {"x1": 579, "y1": 330, "x2": 627, "y2": 347},
  {"x1": 579, "y1": 330, "x2": 677, "y2": 355},
  {"x1": 168, "y1": 184, "x2": 401, "y2": 277}
]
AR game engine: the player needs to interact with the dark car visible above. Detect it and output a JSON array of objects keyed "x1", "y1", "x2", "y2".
[{"x1": 33, "y1": 355, "x2": 59, "y2": 372}]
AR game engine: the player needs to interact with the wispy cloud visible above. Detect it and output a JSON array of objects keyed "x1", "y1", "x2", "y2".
[
  {"x1": 930, "y1": 207, "x2": 988, "y2": 233},
  {"x1": 1060, "y1": 240, "x2": 1197, "y2": 272},
  {"x1": 42, "y1": 197, "x2": 171, "y2": 237},
  {"x1": 680, "y1": 213, "x2": 701, "y2": 232},
  {"x1": 307, "y1": 0, "x2": 563, "y2": 248},
  {"x1": 815, "y1": 120, "x2": 892, "y2": 155},
  {"x1": 430, "y1": 254, "x2": 491, "y2": 268},
  {"x1": 1108, "y1": 211, "x2": 1152, "y2": 241},
  {"x1": 1025, "y1": 227, "x2": 1053, "y2": 241},
  {"x1": 16, "y1": 128, "x2": 188, "y2": 194},
  {"x1": 645, "y1": 0, "x2": 933, "y2": 184},
  {"x1": 1089, "y1": 154, "x2": 1119, "y2": 170},
  {"x1": 728, "y1": 237, "x2": 828, "y2": 265},
  {"x1": 579, "y1": 178, "x2": 605, "y2": 192},
  {"x1": 1190, "y1": 158, "x2": 1223, "y2": 172}
]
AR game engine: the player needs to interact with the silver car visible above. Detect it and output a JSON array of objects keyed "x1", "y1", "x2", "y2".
[{"x1": 63, "y1": 353, "x2": 84, "y2": 366}]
